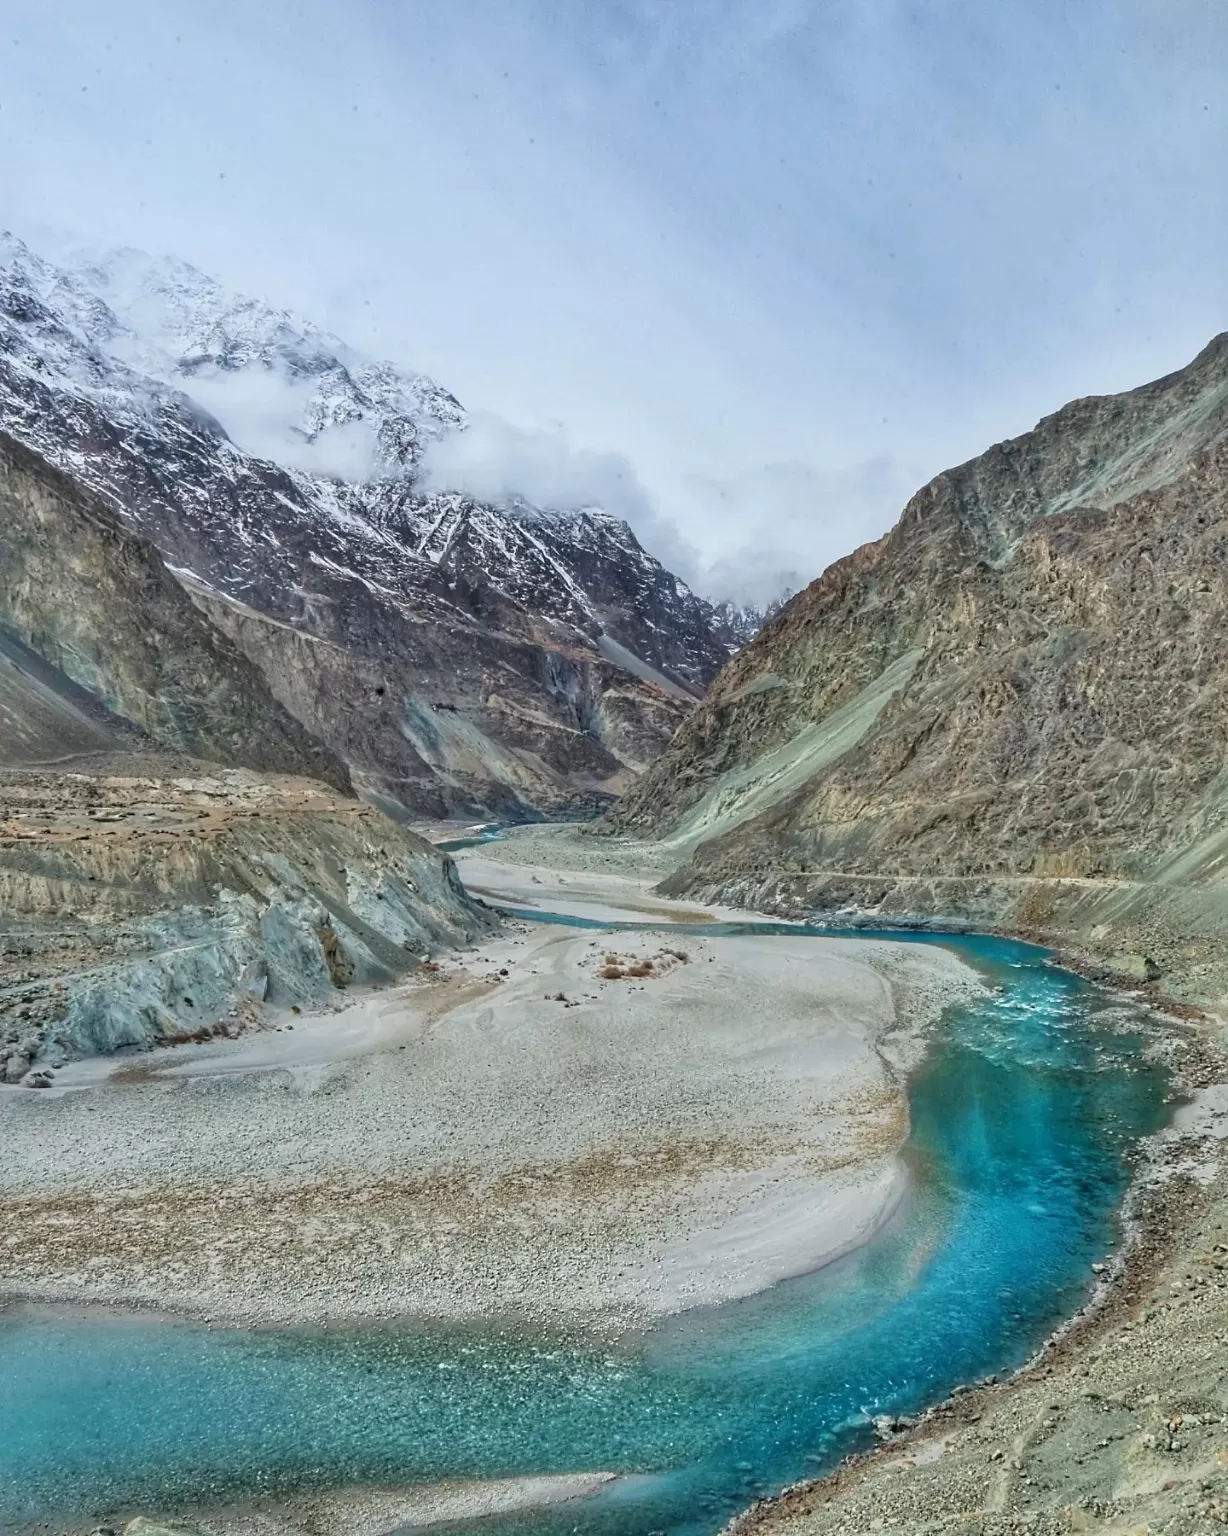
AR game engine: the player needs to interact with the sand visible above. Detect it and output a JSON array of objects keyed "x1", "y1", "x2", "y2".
[
  {"x1": 0, "y1": 830, "x2": 981, "y2": 1331},
  {"x1": 456, "y1": 847, "x2": 755, "y2": 926},
  {"x1": 161, "y1": 1472, "x2": 620, "y2": 1536}
]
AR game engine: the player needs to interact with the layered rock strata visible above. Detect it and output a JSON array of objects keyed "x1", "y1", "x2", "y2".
[
  {"x1": 0, "y1": 764, "x2": 489, "y2": 1080},
  {"x1": 0, "y1": 434, "x2": 489, "y2": 1077}
]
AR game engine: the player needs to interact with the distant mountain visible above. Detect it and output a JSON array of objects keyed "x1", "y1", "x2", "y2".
[
  {"x1": 707, "y1": 596, "x2": 788, "y2": 653},
  {"x1": 59, "y1": 242, "x2": 467, "y2": 472},
  {"x1": 608, "y1": 335, "x2": 1228, "y2": 1008},
  {"x1": 0, "y1": 234, "x2": 731, "y2": 819}
]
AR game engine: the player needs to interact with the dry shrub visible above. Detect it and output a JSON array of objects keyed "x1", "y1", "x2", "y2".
[
  {"x1": 600, "y1": 965, "x2": 624, "y2": 980},
  {"x1": 627, "y1": 960, "x2": 654, "y2": 978}
]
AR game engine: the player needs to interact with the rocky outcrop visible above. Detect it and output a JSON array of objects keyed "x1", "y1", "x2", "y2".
[
  {"x1": 0, "y1": 766, "x2": 491, "y2": 1078},
  {"x1": 0, "y1": 431, "x2": 350, "y2": 790},
  {"x1": 0, "y1": 624, "x2": 143, "y2": 766},
  {"x1": 609, "y1": 336, "x2": 1228, "y2": 1008},
  {"x1": 707, "y1": 596, "x2": 784, "y2": 652},
  {"x1": 0, "y1": 235, "x2": 730, "y2": 818},
  {"x1": 0, "y1": 433, "x2": 490, "y2": 1075}
]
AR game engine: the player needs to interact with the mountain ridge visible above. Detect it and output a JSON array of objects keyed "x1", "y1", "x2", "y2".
[
  {"x1": 0, "y1": 233, "x2": 738, "y2": 819},
  {"x1": 0, "y1": 432, "x2": 491, "y2": 1080},
  {"x1": 0, "y1": 428, "x2": 351, "y2": 789},
  {"x1": 608, "y1": 332, "x2": 1228, "y2": 1007}
]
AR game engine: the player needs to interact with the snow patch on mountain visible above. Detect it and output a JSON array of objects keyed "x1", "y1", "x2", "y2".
[
  {"x1": 0, "y1": 231, "x2": 758, "y2": 814},
  {"x1": 66, "y1": 243, "x2": 465, "y2": 472}
]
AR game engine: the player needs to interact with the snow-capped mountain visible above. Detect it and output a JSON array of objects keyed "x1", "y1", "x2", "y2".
[
  {"x1": 56, "y1": 242, "x2": 466, "y2": 471},
  {"x1": 0, "y1": 233, "x2": 732, "y2": 818},
  {"x1": 707, "y1": 597, "x2": 788, "y2": 653}
]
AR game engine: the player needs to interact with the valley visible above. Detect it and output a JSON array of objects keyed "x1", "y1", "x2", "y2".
[
  {"x1": 0, "y1": 830, "x2": 1194, "y2": 1535},
  {"x1": 0, "y1": 237, "x2": 738, "y2": 822},
  {"x1": 2, "y1": 230, "x2": 1227, "y2": 1536},
  {"x1": 0, "y1": 837, "x2": 976, "y2": 1330},
  {"x1": 611, "y1": 332, "x2": 1228, "y2": 1019}
]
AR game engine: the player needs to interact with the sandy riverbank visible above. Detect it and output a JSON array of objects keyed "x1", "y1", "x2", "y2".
[
  {"x1": 0, "y1": 831, "x2": 980, "y2": 1331},
  {"x1": 460, "y1": 829, "x2": 1228, "y2": 1536}
]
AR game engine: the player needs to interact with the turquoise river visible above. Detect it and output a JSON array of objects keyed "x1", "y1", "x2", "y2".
[{"x1": 0, "y1": 925, "x2": 1174, "y2": 1535}]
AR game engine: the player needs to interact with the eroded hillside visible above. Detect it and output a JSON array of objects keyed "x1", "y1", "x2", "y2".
[
  {"x1": 609, "y1": 335, "x2": 1228, "y2": 1008},
  {"x1": 0, "y1": 437, "x2": 490, "y2": 1082},
  {"x1": 0, "y1": 235, "x2": 733, "y2": 819}
]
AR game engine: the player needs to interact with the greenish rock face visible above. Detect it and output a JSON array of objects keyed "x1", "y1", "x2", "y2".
[
  {"x1": 0, "y1": 768, "x2": 493, "y2": 1073},
  {"x1": 0, "y1": 432, "x2": 351, "y2": 790},
  {"x1": 123, "y1": 1518, "x2": 205, "y2": 1536},
  {"x1": 607, "y1": 333, "x2": 1228, "y2": 1009},
  {"x1": 1105, "y1": 952, "x2": 1162, "y2": 983},
  {"x1": 0, "y1": 432, "x2": 495, "y2": 1072}
]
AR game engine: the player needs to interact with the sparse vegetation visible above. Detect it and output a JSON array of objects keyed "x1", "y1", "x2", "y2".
[{"x1": 595, "y1": 947, "x2": 691, "y2": 982}]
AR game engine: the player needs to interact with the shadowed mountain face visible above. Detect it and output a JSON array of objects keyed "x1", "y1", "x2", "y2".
[
  {"x1": 609, "y1": 335, "x2": 1228, "y2": 1007},
  {"x1": 0, "y1": 235, "x2": 734, "y2": 820},
  {"x1": 0, "y1": 431, "x2": 350, "y2": 788},
  {"x1": 0, "y1": 626, "x2": 140, "y2": 767}
]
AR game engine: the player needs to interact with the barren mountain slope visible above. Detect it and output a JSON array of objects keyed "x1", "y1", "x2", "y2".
[
  {"x1": 0, "y1": 436, "x2": 489, "y2": 1080},
  {"x1": 610, "y1": 335, "x2": 1228, "y2": 1006},
  {"x1": 0, "y1": 235, "x2": 731, "y2": 819},
  {"x1": 0, "y1": 431, "x2": 349, "y2": 788}
]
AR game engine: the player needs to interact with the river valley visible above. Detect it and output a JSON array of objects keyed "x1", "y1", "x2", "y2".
[{"x1": 0, "y1": 828, "x2": 1191, "y2": 1536}]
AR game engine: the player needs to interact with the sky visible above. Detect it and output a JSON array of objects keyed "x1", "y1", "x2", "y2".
[{"x1": 1, "y1": 0, "x2": 1226, "y2": 604}]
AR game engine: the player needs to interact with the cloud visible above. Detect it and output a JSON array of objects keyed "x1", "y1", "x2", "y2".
[
  {"x1": 680, "y1": 458, "x2": 920, "y2": 607},
  {"x1": 180, "y1": 367, "x2": 383, "y2": 481},
  {"x1": 420, "y1": 413, "x2": 707, "y2": 586},
  {"x1": 421, "y1": 413, "x2": 651, "y2": 522},
  {"x1": 2, "y1": 0, "x2": 1224, "y2": 601},
  {"x1": 422, "y1": 416, "x2": 917, "y2": 608}
]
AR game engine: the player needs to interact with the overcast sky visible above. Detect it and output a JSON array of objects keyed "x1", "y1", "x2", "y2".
[{"x1": 2, "y1": 0, "x2": 1226, "y2": 603}]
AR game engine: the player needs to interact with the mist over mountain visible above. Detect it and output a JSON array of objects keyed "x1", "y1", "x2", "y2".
[{"x1": 0, "y1": 232, "x2": 749, "y2": 820}]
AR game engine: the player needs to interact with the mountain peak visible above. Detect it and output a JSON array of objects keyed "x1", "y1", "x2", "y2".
[{"x1": 0, "y1": 232, "x2": 736, "y2": 818}]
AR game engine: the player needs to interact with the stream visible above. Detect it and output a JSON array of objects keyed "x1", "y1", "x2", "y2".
[{"x1": 0, "y1": 924, "x2": 1173, "y2": 1535}]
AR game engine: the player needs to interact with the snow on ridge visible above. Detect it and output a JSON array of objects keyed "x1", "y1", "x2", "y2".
[
  {"x1": 60, "y1": 242, "x2": 464, "y2": 472},
  {"x1": 0, "y1": 232, "x2": 731, "y2": 689}
]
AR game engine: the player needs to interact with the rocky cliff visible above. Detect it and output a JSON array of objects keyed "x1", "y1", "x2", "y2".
[
  {"x1": 0, "y1": 235, "x2": 731, "y2": 819},
  {"x1": 0, "y1": 436, "x2": 491, "y2": 1079},
  {"x1": 0, "y1": 766, "x2": 491, "y2": 1080},
  {"x1": 0, "y1": 430, "x2": 349, "y2": 788},
  {"x1": 610, "y1": 335, "x2": 1228, "y2": 1008}
]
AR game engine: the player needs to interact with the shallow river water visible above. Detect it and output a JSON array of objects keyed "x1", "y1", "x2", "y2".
[{"x1": 0, "y1": 928, "x2": 1172, "y2": 1535}]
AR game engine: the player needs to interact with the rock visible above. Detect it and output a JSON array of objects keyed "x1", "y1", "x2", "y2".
[
  {"x1": 0, "y1": 766, "x2": 494, "y2": 1066},
  {"x1": 122, "y1": 1519, "x2": 204, "y2": 1536},
  {"x1": 610, "y1": 332, "x2": 1228, "y2": 1010},
  {"x1": 0, "y1": 234, "x2": 732, "y2": 820},
  {"x1": 318, "y1": 922, "x2": 356, "y2": 988},
  {"x1": 0, "y1": 431, "x2": 350, "y2": 790},
  {"x1": 0, "y1": 438, "x2": 501, "y2": 1069}
]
